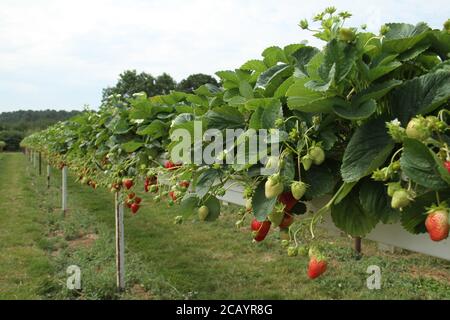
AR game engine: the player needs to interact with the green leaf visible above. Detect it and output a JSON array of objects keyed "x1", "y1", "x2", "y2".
[
  {"x1": 398, "y1": 43, "x2": 430, "y2": 61},
  {"x1": 204, "y1": 106, "x2": 245, "y2": 130},
  {"x1": 286, "y1": 78, "x2": 336, "y2": 113},
  {"x1": 195, "y1": 169, "x2": 220, "y2": 198},
  {"x1": 291, "y1": 46, "x2": 320, "y2": 77},
  {"x1": 274, "y1": 76, "x2": 294, "y2": 98},
  {"x1": 203, "y1": 195, "x2": 221, "y2": 221},
  {"x1": 304, "y1": 165, "x2": 337, "y2": 199},
  {"x1": 240, "y1": 59, "x2": 267, "y2": 72},
  {"x1": 180, "y1": 193, "x2": 200, "y2": 215},
  {"x1": 239, "y1": 81, "x2": 254, "y2": 99},
  {"x1": 256, "y1": 64, "x2": 293, "y2": 97},
  {"x1": 331, "y1": 191, "x2": 379, "y2": 237},
  {"x1": 333, "y1": 182, "x2": 358, "y2": 205},
  {"x1": 341, "y1": 118, "x2": 395, "y2": 182},
  {"x1": 262, "y1": 46, "x2": 288, "y2": 66},
  {"x1": 280, "y1": 154, "x2": 295, "y2": 181},
  {"x1": 351, "y1": 79, "x2": 402, "y2": 106},
  {"x1": 121, "y1": 140, "x2": 143, "y2": 153},
  {"x1": 249, "y1": 100, "x2": 282, "y2": 130},
  {"x1": 252, "y1": 180, "x2": 277, "y2": 221},
  {"x1": 215, "y1": 70, "x2": 239, "y2": 84},
  {"x1": 400, "y1": 138, "x2": 448, "y2": 190},
  {"x1": 382, "y1": 22, "x2": 430, "y2": 54},
  {"x1": 319, "y1": 39, "x2": 357, "y2": 84},
  {"x1": 359, "y1": 179, "x2": 400, "y2": 224},
  {"x1": 368, "y1": 55, "x2": 402, "y2": 81},
  {"x1": 106, "y1": 115, "x2": 130, "y2": 134},
  {"x1": 194, "y1": 84, "x2": 222, "y2": 97},
  {"x1": 332, "y1": 99, "x2": 377, "y2": 120},
  {"x1": 137, "y1": 120, "x2": 168, "y2": 138},
  {"x1": 391, "y1": 71, "x2": 450, "y2": 124}
]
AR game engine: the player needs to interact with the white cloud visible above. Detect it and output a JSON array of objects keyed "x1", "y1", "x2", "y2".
[{"x1": 0, "y1": 0, "x2": 448, "y2": 111}]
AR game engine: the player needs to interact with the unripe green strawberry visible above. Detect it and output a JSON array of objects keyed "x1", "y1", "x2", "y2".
[
  {"x1": 173, "y1": 215, "x2": 183, "y2": 225},
  {"x1": 268, "y1": 209, "x2": 285, "y2": 227},
  {"x1": 339, "y1": 27, "x2": 356, "y2": 42},
  {"x1": 406, "y1": 118, "x2": 431, "y2": 141},
  {"x1": 281, "y1": 239, "x2": 290, "y2": 248},
  {"x1": 302, "y1": 155, "x2": 313, "y2": 171},
  {"x1": 245, "y1": 198, "x2": 252, "y2": 212},
  {"x1": 298, "y1": 245, "x2": 309, "y2": 257},
  {"x1": 309, "y1": 146, "x2": 325, "y2": 165},
  {"x1": 287, "y1": 246, "x2": 298, "y2": 257},
  {"x1": 265, "y1": 174, "x2": 284, "y2": 199},
  {"x1": 391, "y1": 189, "x2": 412, "y2": 210},
  {"x1": 198, "y1": 205, "x2": 209, "y2": 221},
  {"x1": 291, "y1": 181, "x2": 307, "y2": 200},
  {"x1": 386, "y1": 182, "x2": 402, "y2": 197},
  {"x1": 279, "y1": 227, "x2": 290, "y2": 241}
]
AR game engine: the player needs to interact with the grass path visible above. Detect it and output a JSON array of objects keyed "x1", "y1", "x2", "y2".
[
  {"x1": 1, "y1": 152, "x2": 450, "y2": 299},
  {"x1": 0, "y1": 153, "x2": 52, "y2": 299}
]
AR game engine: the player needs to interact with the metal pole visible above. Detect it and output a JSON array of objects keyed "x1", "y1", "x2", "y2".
[
  {"x1": 355, "y1": 237, "x2": 362, "y2": 258},
  {"x1": 115, "y1": 192, "x2": 125, "y2": 290},
  {"x1": 39, "y1": 152, "x2": 42, "y2": 176},
  {"x1": 62, "y1": 166, "x2": 68, "y2": 214},
  {"x1": 47, "y1": 164, "x2": 51, "y2": 189}
]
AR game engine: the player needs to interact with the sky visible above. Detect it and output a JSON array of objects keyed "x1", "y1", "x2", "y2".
[{"x1": 0, "y1": 0, "x2": 448, "y2": 112}]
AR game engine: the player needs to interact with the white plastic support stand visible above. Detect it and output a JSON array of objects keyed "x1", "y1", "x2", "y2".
[
  {"x1": 115, "y1": 192, "x2": 125, "y2": 290},
  {"x1": 62, "y1": 166, "x2": 68, "y2": 214}
]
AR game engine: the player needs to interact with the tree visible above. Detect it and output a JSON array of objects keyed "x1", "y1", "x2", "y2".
[
  {"x1": 176, "y1": 73, "x2": 219, "y2": 93},
  {"x1": 0, "y1": 130, "x2": 24, "y2": 151},
  {"x1": 0, "y1": 141, "x2": 5, "y2": 152},
  {"x1": 102, "y1": 70, "x2": 177, "y2": 101},
  {"x1": 155, "y1": 73, "x2": 177, "y2": 95}
]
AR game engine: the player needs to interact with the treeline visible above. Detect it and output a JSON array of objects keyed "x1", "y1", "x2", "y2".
[
  {"x1": 4, "y1": 70, "x2": 218, "y2": 151},
  {"x1": 0, "y1": 110, "x2": 80, "y2": 151},
  {"x1": 102, "y1": 71, "x2": 219, "y2": 101}
]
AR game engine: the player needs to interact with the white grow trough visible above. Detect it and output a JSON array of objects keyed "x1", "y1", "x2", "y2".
[{"x1": 217, "y1": 181, "x2": 450, "y2": 261}]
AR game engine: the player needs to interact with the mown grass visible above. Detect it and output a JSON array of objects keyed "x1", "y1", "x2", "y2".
[{"x1": 0, "y1": 152, "x2": 450, "y2": 299}]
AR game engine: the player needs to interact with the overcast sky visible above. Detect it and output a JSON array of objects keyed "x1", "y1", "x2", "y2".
[{"x1": 0, "y1": 0, "x2": 448, "y2": 112}]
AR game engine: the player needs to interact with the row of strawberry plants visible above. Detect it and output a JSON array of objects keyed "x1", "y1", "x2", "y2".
[{"x1": 22, "y1": 9, "x2": 450, "y2": 278}]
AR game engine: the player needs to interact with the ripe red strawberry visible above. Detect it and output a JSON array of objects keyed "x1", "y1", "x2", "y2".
[
  {"x1": 425, "y1": 208, "x2": 449, "y2": 242},
  {"x1": 253, "y1": 220, "x2": 271, "y2": 242},
  {"x1": 123, "y1": 179, "x2": 134, "y2": 190},
  {"x1": 131, "y1": 203, "x2": 140, "y2": 214},
  {"x1": 279, "y1": 214, "x2": 294, "y2": 228},
  {"x1": 308, "y1": 256, "x2": 327, "y2": 279},
  {"x1": 164, "y1": 160, "x2": 174, "y2": 169},
  {"x1": 164, "y1": 160, "x2": 180, "y2": 170},
  {"x1": 444, "y1": 161, "x2": 450, "y2": 174},
  {"x1": 134, "y1": 197, "x2": 142, "y2": 205},
  {"x1": 127, "y1": 192, "x2": 135, "y2": 199},
  {"x1": 179, "y1": 181, "x2": 190, "y2": 188},
  {"x1": 250, "y1": 218, "x2": 262, "y2": 231},
  {"x1": 278, "y1": 192, "x2": 297, "y2": 213},
  {"x1": 169, "y1": 191, "x2": 177, "y2": 201}
]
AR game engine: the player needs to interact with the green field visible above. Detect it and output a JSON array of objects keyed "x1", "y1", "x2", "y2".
[{"x1": 0, "y1": 152, "x2": 449, "y2": 300}]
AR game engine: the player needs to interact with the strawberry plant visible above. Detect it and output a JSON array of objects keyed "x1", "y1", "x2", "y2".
[{"x1": 22, "y1": 8, "x2": 450, "y2": 280}]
